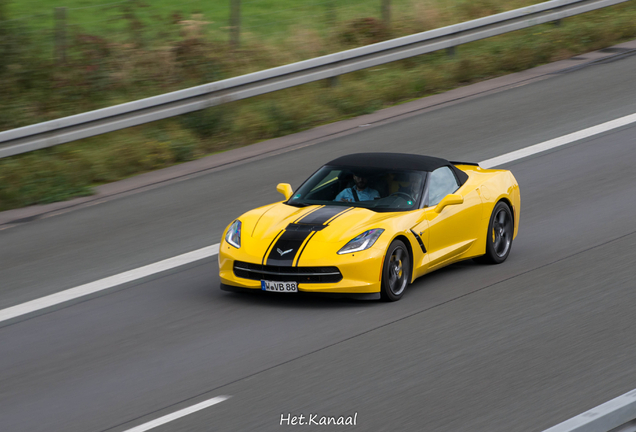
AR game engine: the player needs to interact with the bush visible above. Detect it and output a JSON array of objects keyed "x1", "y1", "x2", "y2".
[
  {"x1": 169, "y1": 140, "x2": 197, "y2": 162},
  {"x1": 179, "y1": 107, "x2": 229, "y2": 139},
  {"x1": 338, "y1": 17, "x2": 389, "y2": 47},
  {"x1": 263, "y1": 102, "x2": 302, "y2": 137},
  {"x1": 0, "y1": 155, "x2": 93, "y2": 210}
]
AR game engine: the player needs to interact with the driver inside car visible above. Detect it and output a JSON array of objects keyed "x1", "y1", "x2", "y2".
[{"x1": 335, "y1": 173, "x2": 380, "y2": 202}]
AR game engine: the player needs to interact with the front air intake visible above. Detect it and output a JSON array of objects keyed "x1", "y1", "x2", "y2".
[{"x1": 233, "y1": 261, "x2": 342, "y2": 284}]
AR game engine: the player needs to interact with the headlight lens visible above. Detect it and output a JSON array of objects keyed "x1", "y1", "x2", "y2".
[
  {"x1": 225, "y1": 220, "x2": 242, "y2": 248},
  {"x1": 337, "y1": 229, "x2": 384, "y2": 254}
]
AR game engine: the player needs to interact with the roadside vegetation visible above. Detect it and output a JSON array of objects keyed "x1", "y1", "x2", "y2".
[{"x1": 1, "y1": 0, "x2": 636, "y2": 211}]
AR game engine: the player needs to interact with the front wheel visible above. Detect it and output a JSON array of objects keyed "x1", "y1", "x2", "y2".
[
  {"x1": 381, "y1": 240, "x2": 411, "y2": 301},
  {"x1": 477, "y1": 201, "x2": 514, "y2": 264}
]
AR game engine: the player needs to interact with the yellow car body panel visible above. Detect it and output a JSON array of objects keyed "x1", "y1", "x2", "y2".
[{"x1": 219, "y1": 162, "x2": 520, "y2": 297}]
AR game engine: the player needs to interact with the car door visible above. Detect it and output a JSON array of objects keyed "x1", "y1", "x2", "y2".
[{"x1": 423, "y1": 166, "x2": 482, "y2": 269}]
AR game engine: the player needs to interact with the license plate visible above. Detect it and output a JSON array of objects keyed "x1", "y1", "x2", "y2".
[{"x1": 261, "y1": 280, "x2": 298, "y2": 293}]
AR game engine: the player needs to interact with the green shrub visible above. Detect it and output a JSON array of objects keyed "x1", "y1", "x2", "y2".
[
  {"x1": 263, "y1": 102, "x2": 304, "y2": 137},
  {"x1": 169, "y1": 140, "x2": 197, "y2": 162},
  {"x1": 179, "y1": 107, "x2": 229, "y2": 139},
  {"x1": 337, "y1": 17, "x2": 390, "y2": 47},
  {"x1": 0, "y1": 155, "x2": 93, "y2": 210}
]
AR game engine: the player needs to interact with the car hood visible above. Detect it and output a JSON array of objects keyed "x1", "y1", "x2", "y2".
[{"x1": 249, "y1": 203, "x2": 398, "y2": 243}]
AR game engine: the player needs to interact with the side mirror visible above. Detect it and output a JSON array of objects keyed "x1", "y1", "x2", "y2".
[
  {"x1": 276, "y1": 183, "x2": 293, "y2": 200},
  {"x1": 434, "y1": 194, "x2": 463, "y2": 213}
]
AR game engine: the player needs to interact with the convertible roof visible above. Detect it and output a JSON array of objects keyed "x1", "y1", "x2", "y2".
[{"x1": 326, "y1": 153, "x2": 469, "y2": 184}]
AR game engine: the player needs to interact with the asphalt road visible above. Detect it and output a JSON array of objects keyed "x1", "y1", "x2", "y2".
[{"x1": 1, "y1": 52, "x2": 636, "y2": 432}]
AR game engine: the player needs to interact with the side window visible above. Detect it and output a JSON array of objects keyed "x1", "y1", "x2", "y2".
[{"x1": 428, "y1": 166, "x2": 459, "y2": 206}]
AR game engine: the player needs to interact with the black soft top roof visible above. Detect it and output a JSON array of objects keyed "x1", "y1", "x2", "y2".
[{"x1": 326, "y1": 153, "x2": 469, "y2": 185}]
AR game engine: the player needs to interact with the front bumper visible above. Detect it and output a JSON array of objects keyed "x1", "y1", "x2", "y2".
[
  {"x1": 218, "y1": 241, "x2": 384, "y2": 295},
  {"x1": 220, "y1": 283, "x2": 380, "y2": 300}
]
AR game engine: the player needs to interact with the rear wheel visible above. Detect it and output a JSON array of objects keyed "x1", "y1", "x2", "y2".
[
  {"x1": 477, "y1": 201, "x2": 513, "y2": 264},
  {"x1": 381, "y1": 240, "x2": 411, "y2": 301}
]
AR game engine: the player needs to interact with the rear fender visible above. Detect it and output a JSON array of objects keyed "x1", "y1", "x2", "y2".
[{"x1": 479, "y1": 171, "x2": 520, "y2": 240}]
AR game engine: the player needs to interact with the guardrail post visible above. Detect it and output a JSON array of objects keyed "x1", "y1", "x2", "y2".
[
  {"x1": 0, "y1": 0, "x2": 6, "y2": 22},
  {"x1": 446, "y1": 46, "x2": 456, "y2": 57},
  {"x1": 55, "y1": 7, "x2": 67, "y2": 64},
  {"x1": 382, "y1": 0, "x2": 391, "y2": 29},
  {"x1": 230, "y1": 0, "x2": 240, "y2": 48},
  {"x1": 326, "y1": 0, "x2": 336, "y2": 26}
]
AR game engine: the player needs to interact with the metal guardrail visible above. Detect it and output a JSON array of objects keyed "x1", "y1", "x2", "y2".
[
  {"x1": 0, "y1": 0, "x2": 628, "y2": 159},
  {"x1": 543, "y1": 388, "x2": 636, "y2": 432}
]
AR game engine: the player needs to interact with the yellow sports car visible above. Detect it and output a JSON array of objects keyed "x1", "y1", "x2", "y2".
[{"x1": 219, "y1": 153, "x2": 520, "y2": 301}]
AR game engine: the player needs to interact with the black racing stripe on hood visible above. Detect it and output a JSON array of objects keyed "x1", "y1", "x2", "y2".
[
  {"x1": 266, "y1": 229, "x2": 312, "y2": 266},
  {"x1": 296, "y1": 206, "x2": 349, "y2": 225},
  {"x1": 293, "y1": 231, "x2": 318, "y2": 266},
  {"x1": 265, "y1": 206, "x2": 351, "y2": 267},
  {"x1": 293, "y1": 206, "x2": 322, "y2": 223},
  {"x1": 323, "y1": 206, "x2": 354, "y2": 224},
  {"x1": 261, "y1": 230, "x2": 285, "y2": 265}
]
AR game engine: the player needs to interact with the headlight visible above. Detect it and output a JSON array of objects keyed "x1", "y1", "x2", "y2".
[
  {"x1": 225, "y1": 220, "x2": 242, "y2": 248},
  {"x1": 337, "y1": 229, "x2": 384, "y2": 254}
]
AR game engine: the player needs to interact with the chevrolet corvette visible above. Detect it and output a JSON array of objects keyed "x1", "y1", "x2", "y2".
[{"x1": 219, "y1": 153, "x2": 520, "y2": 301}]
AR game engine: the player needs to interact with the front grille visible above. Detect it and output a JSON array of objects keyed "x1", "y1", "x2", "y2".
[{"x1": 233, "y1": 261, "x2": 342, "y2": 283}]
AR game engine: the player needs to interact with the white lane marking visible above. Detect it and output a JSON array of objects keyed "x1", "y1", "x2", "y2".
[
  {"x1": 0, "y1": 244, "x2": 219, "y2": 323},
  {"x1": 122, "y1": 396, "x2": 230, "y2": 432},
  {"x1": 480, "y1": 112, "x2": 636, "y2": 168},
  {"x1": 2, "y1": 112, "x2": 636, "y2": 323}
]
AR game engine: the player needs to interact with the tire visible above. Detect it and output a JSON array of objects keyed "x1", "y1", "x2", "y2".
[
  {"x1": 476, "y1": 201, "x2": 514, "y2": 264},
  {"x1": 380, "y1": 240, "x2": 411, "y2": 301}
]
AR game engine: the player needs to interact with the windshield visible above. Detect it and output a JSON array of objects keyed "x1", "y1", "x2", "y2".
[{"x1": 287, "y1": 165, "x2": 426, "y2": 212}]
